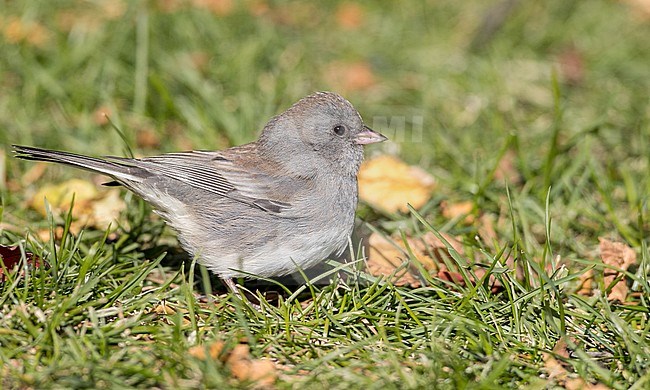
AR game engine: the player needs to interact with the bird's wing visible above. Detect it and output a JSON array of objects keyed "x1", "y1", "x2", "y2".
[{"x1": 107, "y1": 148, "x2": 293, "y2": 214}]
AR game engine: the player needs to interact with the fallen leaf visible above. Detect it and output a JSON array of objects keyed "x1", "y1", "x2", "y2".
[
  {"x1": 366, "y1": 233, "x2": 423, "y2": 287},
  {"x1": 30, "y1": 179, "x2": 97, "y2": 216},
  {"x1": 28, "y1": 179, "x2": 126, "y2": 233},
  {"x1": 246, "y1": 359, "x2": 277, "y2": 387},
  {"x1": 336, "y1": 3, "x2": 365, "y2": 30},
  {"x1": 93, "y1": 105, "x2": 113, "y2": 126},
  {"x1": 623, "y1": 0, "x2": 650, "y2": 21},
  {"x1": 324, "y1": 61, "x2": 376, "y2": 93},
  {"x1": 100, "y1": 0, "x2": 127, "y2": 20},
  {"x1": 191, "y1": 0, "x2": 235, "y2": 16},
  {"x1": 156, "y1": 0, "x2": 186, "y2": 13},
  {"x1": 188, "y1": 340, "x2": 225, "y2": 361},
  {"x1": 599, "y1": 237, "x2": 636, "y2": 302},
  {"x1": 366, "y1": 231, "x2": 464, "y2": 288},
  {"x1": 153, "y1": 302, "x2": 176, "y2": 316},
  {"x1": 542, "y1": 338, "x2": 598, "y2": 389},
  {"x1": 2, "y1": 17, "x2": 51, "y2": 47},
  {"x1": 227, "y1": 344, "x2": 253, "y2": 380},
  {"x1": 440, "y1": 200, "x2": 475, "y2": 224},
  {"x1": 576, "y1": 268, "x2": 594, "y2": 296},
  {"x1": 542, "y1": 338, "x2": 569, "y2": 381},
  {"x1": 556, "y1": 45, "x2": 585, "y2": 86},
  {"x1": 0, "y1": 245, "x2": 46, "y2": 282},
  {"x1": 358, "y1": 155, "x2": 435, "y2": 213},
  {"x1": 136, "y1": 128, "x2": 161, "y2": 149},
  {"x1": 247, "y1": 0, "x2": 270, "y2": 17},
  {"x1": 189, "y1": 341, "x2": 278, "y2": 386},
  {"x1": 260, "y1": 3, "x2": 320, "y2": 27},
  {"x1": 493, "y1": 149, "x2": 521, "y2": 184},
  {"x1": 477, "y1": 213, "x2": 498, "y2": 245},
  {"x1": 226, "y1": 344, "x2": 277, "y2": 386}
]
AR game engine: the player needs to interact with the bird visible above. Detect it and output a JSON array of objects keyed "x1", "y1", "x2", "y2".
[{"x1": 13, "y1": 91, "x2": 387, "y2": 298}]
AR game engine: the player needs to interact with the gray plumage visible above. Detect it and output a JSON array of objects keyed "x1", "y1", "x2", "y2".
[{"x1": 13, "y1": 91, "x2": 387, "y2": 287}]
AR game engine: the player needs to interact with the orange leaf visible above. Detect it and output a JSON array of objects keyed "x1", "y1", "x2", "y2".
[
  {"x1": 366, "y1": 231, "x2": 464, "y2": 288},
  {"x1": 440, "y1": 200, "x2": 475, "y2": 224},
  {"x1": 576, "y1": 268, "x2": 594, "y2": 296},
  {"x1": 153, "y1": 302, "x2": 176, "y2": 316},
  {"x1": 225, "y1": 344, "x2": 277, "y2": 386},
  {"x1": 190, "y1": 0, "x2": 235, "y2": 16},
  {"x1": 336, "y1": 3, "x2": 365, "y2": 30},
  {"x1": 2, "y1": 17, "x2": 51, "y2": 47},
  {"x1": 324, "y1": 61, "x2": 376, "y2": 93},
  {"x1": 358, "y1": 155, "x2": 435, "y2": 213},
  {"x1": 599, "y1": 237, "x2": 636, "y2": 302},
  {"x1": 493, "y1": 149, "x2": 521, "y2": 184},
  {"x1": 188, "y1": 341, "x2": 225, "y2": 361},
  {"x1": 556, "y1": 45, "x2": 585, "y2": 86},
  {"x1": 28, "y1": 179, "x2": 126, "y2": 232},
  {"x1": 623, "y1": 0, "x2": 650, "y2": 21},
  {"x1": 477, "y1": 213, "x2": 498, "y2": 245}
]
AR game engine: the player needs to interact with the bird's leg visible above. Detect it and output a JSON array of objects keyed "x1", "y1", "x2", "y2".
[
  {"x1": 222, "y1": 277, "x2": 260, "y2": 310},
  {"x1": 222, "y1": 277, "x2": 240, "y2": 295}
]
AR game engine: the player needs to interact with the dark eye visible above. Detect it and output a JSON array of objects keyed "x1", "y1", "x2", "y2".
[{"x1": 333, "y1": 125, "x2": 347, "y2": 136}]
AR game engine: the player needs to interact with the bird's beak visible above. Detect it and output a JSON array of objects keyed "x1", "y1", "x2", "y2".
[{"x1": 354, "y1": 126, "x2": 388, "y2": 145}]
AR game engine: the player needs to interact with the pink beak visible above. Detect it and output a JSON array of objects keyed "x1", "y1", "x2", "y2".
[{"x1": 354, "y1": 126, "x2": 388, "y2": 145}]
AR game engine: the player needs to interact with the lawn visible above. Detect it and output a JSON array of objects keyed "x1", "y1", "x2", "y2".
[{"x1": 1, "y1": 1, "x2": 649, "y2": 388}]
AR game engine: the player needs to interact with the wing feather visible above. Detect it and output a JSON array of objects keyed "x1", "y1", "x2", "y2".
[{"x1": 116, "y1": 149, "x2": 292, "y2": 213}]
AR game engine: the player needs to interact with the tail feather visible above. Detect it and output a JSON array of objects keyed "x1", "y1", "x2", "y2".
[{"x1": 12, "y1": 145, "x2": 145, "y2": 183}]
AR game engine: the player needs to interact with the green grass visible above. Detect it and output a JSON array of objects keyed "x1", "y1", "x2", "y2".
[{"x1": 1, "y1": 0, "x2": 650, "y2": 388}]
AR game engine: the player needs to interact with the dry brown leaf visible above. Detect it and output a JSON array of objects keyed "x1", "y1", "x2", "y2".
[
  {"x1": 247, "y1": 359, "x2": 278, "y2": 387},
  {"x1": 366, "y1": 233, "x2": 423, "y2": 287},
  {"x1": 623, "y1": 0, "x2": 650, "y2": 20},
  {"x1": 493, "y1": 149, "x2": 521, "y2": 184},
  {"x1": 599, "y1": 237, "x2": 636, "y2": 302},
  {"x1": 440, "y1": 200, "x2": 475, "y2": 224},
  {"x1": 577, "y1": 269, "x2": 594, "y2": 296},
  {"x1": 258, "y1": 3, "x2": 320, "y2": 27},
  {"x1": 29, "y1": 179, "x2": 125, "y2": 233},
  {"x1": 542, "y1": 338, "x2": 570, "y2": 381},
  {"x1": 542, "y1": 338, "x2": 596, "y2": 389},
  {"x1": 336, "y1": 3, "x2": 365, "y2": 30},
  {"x1": 156, "y1": 0, "x2": 186, "y2": 13},
  {"x1": 30, "y1": 179, "x2": 98, "y2": 216},
  {"x1": 366, "y1": 231, "x2": 464, "y2": 288},
  {"x1": 100, "y1": 0, "x2": 128, "y2": 20},
  {"x1": 189, "y1": 341, "x2": 278, "y2": 386},
  {"x1": 136, "y1": 128, "x2": 161, "y2": 149},
  {"x1": 226, "y1": 344, "x2": 251, "y2": 374},
  {"x1": 324, "y1": 61, "x2": 376, "y2": 93},
  {"x1": 247, "y1": 0, "x2": 270, "y2": 17},
  {"x1": 577, "y1": 268, "x2": 594, "y2": 296},
  {"x1": 226, "y1": 344, "x2": 277, "y2": 386},
  {"x1": 153, "y1": 302, "x2": 176, "y2": 316},
  {"x1": 191, "y1": 0, "x2": 235, "y2": 16},
  {"x1": 188, "y1": 340, "x2": 225, "y2": 361},
  {"x1": 557, "y1": 45, "x2": 585, "y2": 86},
  {"x1": 358, "y1": 155, "x2": 435, "y2": 213},
  {"x1": 2, "y1": 17, "x2": 51, "y2": 47},
  {"x1": 93, "y1": 105, "x2": 112, "y2": 126},
  {"x1": 477, "y1": 213, "x2": 498, "y2": 245},
  {"x1": 0, "y1": 245, "x2": 47, "y2": 282}
]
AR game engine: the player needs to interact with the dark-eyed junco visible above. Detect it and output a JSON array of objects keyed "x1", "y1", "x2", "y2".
[{"x1": 13, "y1": 92, "x2": 387, "y2": 296}]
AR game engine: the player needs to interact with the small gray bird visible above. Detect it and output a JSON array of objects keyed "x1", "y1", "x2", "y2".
[{"x1": 13, "y1": 92, "x2": 386, "y2": 295}]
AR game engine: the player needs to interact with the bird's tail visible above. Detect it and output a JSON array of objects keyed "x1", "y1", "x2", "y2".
[{"x1": 12, "y1": 145, "x2": 145, "y2": 184}]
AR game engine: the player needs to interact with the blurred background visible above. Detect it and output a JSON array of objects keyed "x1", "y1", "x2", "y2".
[{"x1": 1, "y1": 0, "x2": 649, "y2": 249}]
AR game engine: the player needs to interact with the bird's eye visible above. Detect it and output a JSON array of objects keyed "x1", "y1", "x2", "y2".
[{"x1": 333, "y1": 125, "x2": 347, "y2": 136}]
